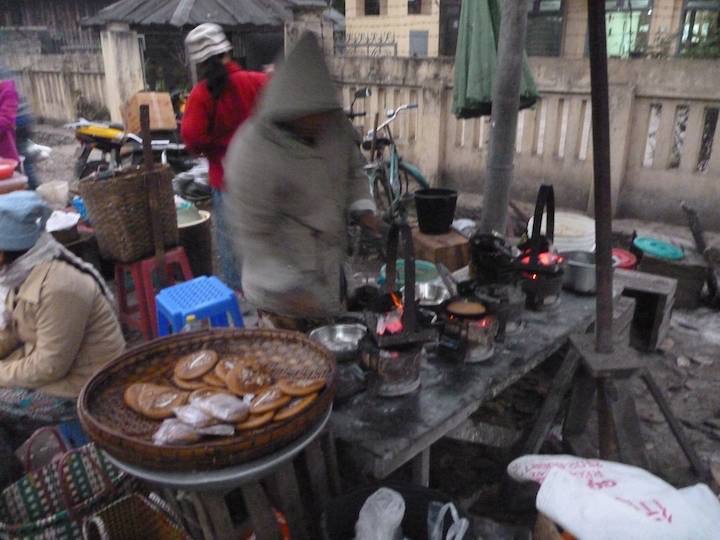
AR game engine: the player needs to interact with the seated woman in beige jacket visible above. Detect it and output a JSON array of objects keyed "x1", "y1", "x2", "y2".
[{"x1": 0, "y1": 191, "x2": 125, "y2": 485}]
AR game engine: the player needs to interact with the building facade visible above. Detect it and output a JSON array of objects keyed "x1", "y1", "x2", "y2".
[
  {"x1": 0, "y1": 0, "x2": 114, "y2": 51},
  {"x1": 344, "y1": 0, "x2": 719, "y2": 58},
  {"x1": 344, "y1": 0, "x2": 449, "y2": 56}
]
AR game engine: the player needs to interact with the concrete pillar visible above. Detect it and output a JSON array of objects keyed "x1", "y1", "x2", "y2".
[
  {"x1": 561, "y1": 0, "x2": 587, "y2": 59},
  {"x1": 648, "y1": 0, "x2": 683, "y2": 55},
  {"x1": 586, "y1": 83, "x2": 636, "y2": 216},
  {"x1": 285, "y1": 5, "x2": 335, "y2": 56},
  {"x1": 100, "y1": 23, "x2": 145, "y2": 123},
  {"x1": 417, "y1": 84, "x2": 448, "y2": 185}
]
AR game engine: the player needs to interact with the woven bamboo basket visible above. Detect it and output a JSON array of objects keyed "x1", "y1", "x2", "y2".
[
  {"x1": 78, "y1": 329, "x2": 336, "y2": 471},
  {"x1": 78, "y1": 165, "x2": 178, "y2": 263},
  {"x1": 83, "y1": 493, "x2": 191, "y2": 540}
]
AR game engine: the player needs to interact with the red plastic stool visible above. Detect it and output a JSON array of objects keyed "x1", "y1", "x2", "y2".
[{"x1": 115, "y1": 246, "x2": 193, "y2": 340}]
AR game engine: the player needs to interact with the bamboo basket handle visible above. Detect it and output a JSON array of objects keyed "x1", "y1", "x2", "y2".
[
  {"x1": 22, "y1": 425, "x2": 69, "y2": 473},
  {"x1": 147, "y1": 492, "x2": 190, "y2": 535},
  {"x1": 57, "y1": 448, "x2": 116, "y2": 520},
  {"x1": 140, "y1": 105, "x2": 168, "y2": 288},
  {"x1": 82, "y1": 515, "x2": 111, "y2": 540}
]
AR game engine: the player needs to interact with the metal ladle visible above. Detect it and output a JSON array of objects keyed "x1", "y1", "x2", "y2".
[{"x1": 435, "y1": 262, "x2": 458, "y2": 297}]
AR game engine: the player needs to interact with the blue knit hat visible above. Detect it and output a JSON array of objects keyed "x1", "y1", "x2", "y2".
[{"x1": 0, "y1": 191, "x2": 51, "y2": 251}]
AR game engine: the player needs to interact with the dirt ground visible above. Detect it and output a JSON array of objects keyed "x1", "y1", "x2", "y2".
[
  {"x1": 31, "y1": 124, "x2": 78, "y2": 187},
  {"x1": 33, "y1": 124, "x2": 720, "y2": 534},
  {"x1": 427, "y1": 308, "x2": 720, "y2": 521}
]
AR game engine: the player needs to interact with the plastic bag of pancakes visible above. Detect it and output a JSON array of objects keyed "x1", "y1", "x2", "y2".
[{"x1": 122, "y1": 349, "x2": 326, "y2": 445}]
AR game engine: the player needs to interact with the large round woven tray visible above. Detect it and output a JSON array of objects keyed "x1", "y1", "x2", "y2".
[{"x1": 78, "y1": 329, "x2": 336, "y2": 472}]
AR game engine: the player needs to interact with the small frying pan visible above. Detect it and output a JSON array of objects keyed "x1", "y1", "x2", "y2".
[
  {"x1": 445, "y1": 298, "x2": 487, "y2": 318},
  {"x1": 435, "y1": 263, "x2": 488, "y2": 319}
]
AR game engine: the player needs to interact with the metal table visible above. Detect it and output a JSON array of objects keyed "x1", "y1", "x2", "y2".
[
  {"x1": 331, "y1": 290, "x2": 602, "y2": 483},
  {"x1": 106, "y1": 408, "x2": 331, "y2": 540}
]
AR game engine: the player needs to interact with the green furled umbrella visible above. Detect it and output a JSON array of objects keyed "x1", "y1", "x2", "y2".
[{"x1": 452, "y1": 0, "x2": 539, "y2": 119}]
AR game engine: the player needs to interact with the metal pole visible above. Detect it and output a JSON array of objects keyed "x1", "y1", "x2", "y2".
[
  {"x1": 587, "y1": 0, "x2": 614, "y2": 354},
  {"x1": 479, "y1": 0, "x2": 529, "y2": 235}
]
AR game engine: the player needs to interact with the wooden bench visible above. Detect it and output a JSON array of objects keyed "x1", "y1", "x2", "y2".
[
  {"x1": 638, "y1": 251, "x2": 706, "y2": 309},
  {"x1": 615, "y1": 269, "x2": 676, "y2": 352}
]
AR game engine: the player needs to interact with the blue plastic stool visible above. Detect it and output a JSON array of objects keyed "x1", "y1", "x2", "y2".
[
  {"x1": 156, "y1": 276, "x2": 245, "y2": 336},
  {"x1": 57, "y1": 419, "x2": 88, "y2": 448}
]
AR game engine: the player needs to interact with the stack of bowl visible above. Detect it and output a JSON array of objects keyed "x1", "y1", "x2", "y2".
[{"x1": 528, "y1": 211, "x2": 596, "y2": 253}]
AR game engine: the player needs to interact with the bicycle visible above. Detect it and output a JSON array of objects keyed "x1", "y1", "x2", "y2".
[{"x1": 360, "y1": 104, "x2": 430, "y2": 222}]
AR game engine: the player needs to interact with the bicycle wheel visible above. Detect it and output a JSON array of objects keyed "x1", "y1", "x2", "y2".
[{"x1": 399, "y1": 161, "x2": 430, "y2": 192}]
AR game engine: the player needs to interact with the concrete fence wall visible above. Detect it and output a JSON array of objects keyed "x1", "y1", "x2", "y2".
[{"x1": 329, "y1": 55, "x2": 720, "y2": 230}]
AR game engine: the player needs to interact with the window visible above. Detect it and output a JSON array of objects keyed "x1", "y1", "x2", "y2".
[
  {"x1": 439, "y1": 0, "x2": 461, "y2": 55},
  {"x1": 365, "y1": 0, "x2": 380, "y2": 16},
  {"x1": 605, "y1": 0, "x2": 653, "y2": 58},
  {"x1": 408, "y1": 0, "x2": 430, "y2": 15},
  {"x1": 679, "y1": 1, "x2": 720, "y2": 56},
  {"x1": 526, "y1": 0, "x2": 563, "y2": 57},
  {"x1": 409, "y1": 30, "x2": 429, "y2": 56}
]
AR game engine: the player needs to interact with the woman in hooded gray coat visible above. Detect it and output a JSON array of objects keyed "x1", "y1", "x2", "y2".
[{"x1": 223, "y1": 33, "x2": 377, "y2": 329}]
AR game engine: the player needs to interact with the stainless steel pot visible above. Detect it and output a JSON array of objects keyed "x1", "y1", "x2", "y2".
[
  {"x1": 309, "y1": 324, "x2": 367, "y2": 362},
  {"x1": 402, "y1": 283, "x2": 451, "y2": 308},
  {"x1": 561, "y1": 251, "x2": 597, "y2": 294}
]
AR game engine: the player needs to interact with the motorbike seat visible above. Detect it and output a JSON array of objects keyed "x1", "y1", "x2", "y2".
[{"x1": 109, "y1": 122, "x2": 125, "y2": 131}]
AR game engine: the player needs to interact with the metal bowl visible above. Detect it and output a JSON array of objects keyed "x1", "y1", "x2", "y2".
[
  {"x1": 561, "y1": 250, "x2": 596, "y2": 294},
  {"x1": 403, "y1": 283, "x2": 451, "y2": 307},
  {"x1": 309, "y1": 324, "x2": 367, "y2": 362}
]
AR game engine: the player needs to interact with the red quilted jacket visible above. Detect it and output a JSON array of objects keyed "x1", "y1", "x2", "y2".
[{"x1": 181, "y1": 62, "x2": 267, "y2": 190}]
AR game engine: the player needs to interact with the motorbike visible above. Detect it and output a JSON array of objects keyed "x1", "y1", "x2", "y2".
[{"x1": 67, "y1": 119, "x2": 194, "y2": 179}]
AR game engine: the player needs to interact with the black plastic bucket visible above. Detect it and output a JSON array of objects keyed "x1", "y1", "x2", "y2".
[
  {"x1": 320, "y1": 483, "x2": 472, "y2": 540},
  {"x1": 415, "y1": 188, "x2": 458, "y2": 235}
]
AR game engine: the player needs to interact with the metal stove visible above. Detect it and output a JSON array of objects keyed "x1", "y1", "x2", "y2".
[
  {"x1": 516, "y1": 184, "x2": 565, "y2": 311},
  {"x1": 474, "y1": 283, "x2": 526, "y2": 341},
  {"x1": 363, "y1": 205, "x2": 437, "y2": 396}
]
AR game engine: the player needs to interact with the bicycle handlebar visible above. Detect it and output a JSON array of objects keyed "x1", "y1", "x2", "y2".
[
  {"x1": 365, "y1": 103, "x2": 418, "y2": 139},
  {"x1": 346, "y1": 111, "x2": 367, "y2": 119}
]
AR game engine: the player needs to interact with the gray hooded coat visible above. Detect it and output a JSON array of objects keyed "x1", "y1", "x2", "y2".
[{"x1": 223, "y1": 33, "x2": 374, "y2": 319}]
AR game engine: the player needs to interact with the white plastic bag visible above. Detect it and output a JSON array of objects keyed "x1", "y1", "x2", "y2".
[
  {"x1": 173, "y1": 404, "x2": 216, "y2": 428},
  {"x1": 193, "y1": 393, "x2": 250, "y2": 423},
  {"x1": 152, "y1": 419, "x2": 234, "y2": 445},
  {"x1": 355, "y1": 488, "x2": 405, "y2": 540},
  {"x1": 152, "y1": 419, "x2": 202, "y2": 445},
  {"x1": 37, "y1": 181, "x2": 69, "y2": 209},
  {"x1": 508, "y1": 455, "x2": 720, "y2": 540},
  {"x1": 45, "y1": 210, "x2": 80, "y2": 233}
]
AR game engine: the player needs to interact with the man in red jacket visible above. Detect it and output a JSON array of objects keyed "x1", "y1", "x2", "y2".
[{"x1": 181, "y1": 23, "x2": 267, "y2": 292}]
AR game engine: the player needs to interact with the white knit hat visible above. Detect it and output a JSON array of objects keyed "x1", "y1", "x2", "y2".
[{"x1": 185, "y1": 23, "x2": 232, "y2": 65}]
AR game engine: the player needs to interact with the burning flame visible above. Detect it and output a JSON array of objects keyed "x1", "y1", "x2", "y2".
[
  {"x1": 520, "y1": 252, "x2": 565, "y2": 267},
  {"x1": 479, "y1": 316, "x2": 495, "y2": 329},
  {"x1": 390, "y1": 292, "x2": 404, "y2": 312},
  {"x1": 377, "y1": 293, "x2": 405, "y2": 336}
]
